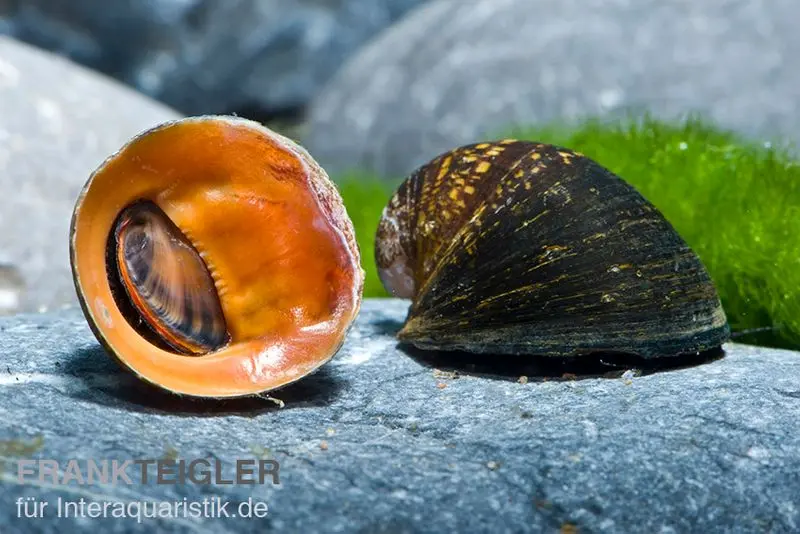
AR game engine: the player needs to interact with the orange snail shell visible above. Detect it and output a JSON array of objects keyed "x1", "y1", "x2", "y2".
[{"x1": 70, "y1": 116, "x2": 364, "y2": 398}]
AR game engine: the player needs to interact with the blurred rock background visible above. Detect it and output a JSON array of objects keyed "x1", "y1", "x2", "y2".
[
  {"x1": 307, "y1": 0, "x2": 800, "y2": 177},
  {"x1": 0, "y1": 0, "x2": 798, "y2": 314},
  {"x1": 0, "y1": 36, "x2": 178, "y2": 315},
  {"x1": 0, "y1": 0, "x2": 428, "y2": 122}
]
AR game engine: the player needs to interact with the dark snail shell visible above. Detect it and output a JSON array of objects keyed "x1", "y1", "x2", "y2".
[
  {"x1": 70, "y1": 116, "x2": 364, "y2": 398},
  {"x1": 375, "y1": 140, "x2": 730, "y2": 358}
]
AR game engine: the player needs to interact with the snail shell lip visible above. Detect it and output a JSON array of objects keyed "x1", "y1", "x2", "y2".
[
  {"x1": 398, "y1": 308, "x2": 731, "y2": 359},
  {"x1": 70, "y1": 115, "x2": 364, "y2": 398},
  {"x1": 378, "y1": 140, "x2": 730, "y2": 358}
]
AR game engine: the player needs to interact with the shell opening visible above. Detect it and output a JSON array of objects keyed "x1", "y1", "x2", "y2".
[{"x1": 107, "y1": 200, "x2": 229, "y2": 356}]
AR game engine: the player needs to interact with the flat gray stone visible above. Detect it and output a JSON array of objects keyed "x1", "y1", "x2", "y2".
[
  {"x1": 305, "y1": 0, "x2": 800, "y2": 178},
  {"x1": 0, "y1": 0, "x2": 429, "y2": 117},
  {"x1": 0, "y1": 36, "x2": 179, "y2": 315},
  {"x1": 0, "y1": 299, "x2": 798, "y2": 533}
]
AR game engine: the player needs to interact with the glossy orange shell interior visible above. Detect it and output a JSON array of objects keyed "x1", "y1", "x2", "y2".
[{"x1": 70, "y1": 116, "x2": 363, "y2": 398}]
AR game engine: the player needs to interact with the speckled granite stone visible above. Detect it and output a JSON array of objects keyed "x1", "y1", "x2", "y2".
[{"x1": 0, "y1": 299, "x2": 798, "y2": 532}]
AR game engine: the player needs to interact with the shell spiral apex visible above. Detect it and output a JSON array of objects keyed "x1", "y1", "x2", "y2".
[
  {"x1": 375, "y1": 140, "x2": 729, "y2": 358},
  {"x1": 70, "y1": 116, "x2": 364, "y2": 398}
]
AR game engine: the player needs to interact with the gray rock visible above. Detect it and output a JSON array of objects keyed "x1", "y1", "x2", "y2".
[
  {"x1": 305, "y1": 0, "x2": 800, "y2": 178},
  {"x1": 0, "y1": 0, "x2": 429, "y2": 118},
  {"x1": 0, "y1": 36, "x2": 179, "y2": 314},
  {"x1": 1, "y1": 299, "x2": 798, "y2": 533}
]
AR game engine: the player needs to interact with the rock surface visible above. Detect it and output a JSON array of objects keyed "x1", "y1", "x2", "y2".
[
  {"x1": 0, "y1": 0, "x2": 428, "y2": 118},
  {"x1": 0, "y1": 37, "x2": 179, "y2": 314},
  {"x1": 0, "y1": 299, "x2": 798, "y2": 533},
  {"x1": 305, "y1": 0, "x2": 800, "y2": 178}
]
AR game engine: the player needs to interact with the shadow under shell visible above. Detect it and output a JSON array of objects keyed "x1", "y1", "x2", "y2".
[
  {"x1": 398, "y1": 343, "x2": 726, "y2": 382},
  {"x1": 62, "y1": 345, "x2": 345, "y2": 417}
]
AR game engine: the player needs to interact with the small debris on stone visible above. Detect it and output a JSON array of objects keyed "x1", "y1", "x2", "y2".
[
  {"x1": 320, "y1": 440, "x2": 329, "y2": 451},
  {"x1": 326, "y1": 428, "x2": 336, "y2": 437},
  {"x1": 433, "y1": 369, "x2": 459, "y2": 380},
  {"x1": 162, "y1": 444, "x2": 179, "y2": 461},
  {"x1": 561, "y1": 523, "x2": 579, "y2": 534},
  {"x1": 436, "y1": 382, "x2": 447, "y2": 389},
  {"x1": 258, "y1": 394, "x2": 285, "y2": 408},
  {"x1": 486, "y1": 461, "x2": 500, "y2": 470},
  {"x1": 0, "y1": 434, "x2": 44, "y2": 456},
  {"x1": 746, "y1": 445, "x2": 771, "y2": 461},
  {"x1": 621, "y1": 369, "x2": 641, "y2": 385},
  {"x1": 249, "y1": 445, "x2": 272, "y2": 459}
]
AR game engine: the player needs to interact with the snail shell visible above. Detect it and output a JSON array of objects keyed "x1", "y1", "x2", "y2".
[
  {"x1": 375, "y1": 141, "x2": 729, "y2": 358},
  {"x1": 70, "y1": 116, "x2": 364, "y2": 398}
]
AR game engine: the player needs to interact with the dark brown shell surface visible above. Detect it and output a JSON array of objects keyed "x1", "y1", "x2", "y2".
[{"x1": 375, "y1": 141, "x2": 730, "y2": 358}]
